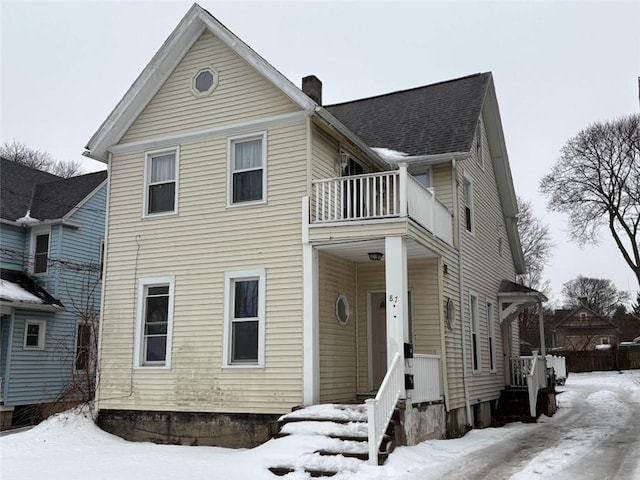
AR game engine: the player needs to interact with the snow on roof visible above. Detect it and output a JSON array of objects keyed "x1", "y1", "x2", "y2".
[
  {"x1": 0, "y1": 279, "x2": 43, "y2": 304},
  {"x1": 371, "y1": 147, "x2": 410, "y2": 161}
]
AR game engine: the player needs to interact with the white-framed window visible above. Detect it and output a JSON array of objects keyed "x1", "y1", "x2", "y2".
[
  {"x1": 463, "y1": 174, "x2": 474, "y2": 233},
  {"x1": 476, "y1": 120, "x2": 484, "y2": 168},
  {"x1": 228, "y1": 133, "x2": 266, "y2": 206},
  {"x1": 579, "y1": 312, "x2": 587, "y2": 321},
  {"x1": 414, "y1": 168, "x2": 432, "y2": 189},
  {"x1": 144, "y1": 148, "x2": 179, "y2": 216},
  {"x1": 487, "y1": 301, "x2": 496, "y2": 372},
  {"x1": 469, "y1": 292, "x2": 480, "y2": 372},
  {"x1": 600, "y1": 337, "x2": 610, "y2": 345},
  {"x1": 223, "y1": 269, "x2": 266, "y2": 367},
  {"x1": 74, "y1": 321, "x2": 94, "y2": 373},
  {"x1": 24, "y1": 320, "x2": 46, "y2": 350},
  {"x1": 135, "y1": 276, "x2": 175, "y2": 368},
  {"x1": 30, "y1": 227, "x2": 51, "y2": 274}
]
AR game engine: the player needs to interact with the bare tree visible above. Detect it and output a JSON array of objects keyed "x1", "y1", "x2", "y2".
[
  {"x1": 540, "y1": 114, "x2": 640, "y2": 287},
  {"x1": 516, "y1": 196, "x2": 552, "y2": 292},
  {"x1": 1, "y1": 140, "x2": 83, "y2": 178},
  {"x1": 562, "y1": 275, "x2": 629, "y2": 317}
]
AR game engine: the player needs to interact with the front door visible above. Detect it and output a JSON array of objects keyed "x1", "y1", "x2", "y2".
[{"x1": 369, "y1": 291, "x2": 413, "y2": 390}]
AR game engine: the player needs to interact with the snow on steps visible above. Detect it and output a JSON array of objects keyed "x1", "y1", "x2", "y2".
[{"x1": 269, "y1": 404, "x2": 395, "y2": 477}]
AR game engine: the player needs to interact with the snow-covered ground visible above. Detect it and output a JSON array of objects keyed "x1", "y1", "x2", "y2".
[{"x1": 2, "y1": 370, "x2": 639, "y2": 479}]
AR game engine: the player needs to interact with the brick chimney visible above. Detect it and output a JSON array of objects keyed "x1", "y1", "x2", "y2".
[{"x1": 302, "y1": 75, "x2": 322, "y2": 105}]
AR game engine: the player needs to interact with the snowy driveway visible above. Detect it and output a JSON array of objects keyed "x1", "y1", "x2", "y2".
[
  {"x1": 2, "y1": 370, "x2": 639, "y2": 479},
  {"x1": 425, "y1": 371, "x2": 640, "y2": 480}
]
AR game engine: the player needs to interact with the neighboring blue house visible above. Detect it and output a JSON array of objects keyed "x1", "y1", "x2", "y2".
[{"x1": 0, "y1": 158, "x2": 106, "y2": 429}]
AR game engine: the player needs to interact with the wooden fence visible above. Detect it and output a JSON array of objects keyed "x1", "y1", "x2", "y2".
[{"x1": 551, "y1": 347, "x2": 640, "y2": 373}]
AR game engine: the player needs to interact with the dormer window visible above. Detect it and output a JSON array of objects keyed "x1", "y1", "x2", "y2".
[{"x1": 191, "y1": 67, "x2": 218, "y2": 97}]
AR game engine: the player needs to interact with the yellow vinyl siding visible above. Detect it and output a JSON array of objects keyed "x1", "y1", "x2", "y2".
[
  {"x1": 448, "y1": 114, "x2": 516, "y2": 408},
  {"x1": 318, "y1": 252, "x2": 357, "y2": 403},
  {"x1": 99, "y1": 120, "x2": 309, "y2": 415},
  {"x1": 121, "y1": 31, "x2": 299, "y2": 144}
]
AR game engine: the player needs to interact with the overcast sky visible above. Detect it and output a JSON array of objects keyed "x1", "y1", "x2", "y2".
[{"x1": 2, "y1": 1, "x2": 639, "y2": 306}]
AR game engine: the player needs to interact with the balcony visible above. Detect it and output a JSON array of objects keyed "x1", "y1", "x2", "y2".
[{"x1": 311, "y1": 169, "x2": 453, "y2": 245}]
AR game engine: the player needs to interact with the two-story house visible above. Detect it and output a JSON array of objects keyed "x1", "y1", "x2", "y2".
[
  {"x1": 85, "y1": 4, "x2": 547, "y2": 454},
  {"x1": 0, "y1": 158, "x2": 106, "y2": 429},
  {"x1": 551, "y1": 304, "x2": 621, "y2": 351}
]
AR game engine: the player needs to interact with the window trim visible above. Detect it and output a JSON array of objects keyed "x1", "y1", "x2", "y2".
[
  {"x1": 469, "y1": 291, "x2": 481, "y2": 373},
  {"x1": 142, "y1": 147, "x2": 180, "y2": 218},
  {"x1": 190, "y1": 66, "x2": 219, "y2": 97},
  {"x1": 487, "y1": 300, "x2": 497, "y2": 373},
  {"x1": 134, "y1": 276, "x2": 175, "y2": 369},
  {"x1": 23, "y1": 319, "x2": 46, "y2": 350},
  {"x1": 222, "y1": 268, "x2": 266, "y2": 368},
  {"x1": 463, "y1": 173, "x2": 475, "y2": 234},
  {"x1": 227, "y1": 132, "x2": 267, "y2": 207},
  {"x1": 30, "y1": 226, "x2": 51, "y2": 275},
  {"x1": 73, "y1": 320, "x2": 95, "y2": 373},
  {"x1": 476, "y1": 119, "x2": 484, "y2": 169}
]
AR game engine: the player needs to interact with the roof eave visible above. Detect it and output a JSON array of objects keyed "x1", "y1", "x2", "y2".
[
  {"x1": 315, "y1": 107, "x2": 390, "y2": 171},
  {"x1": 84, "y1": 3, "x2": 316, "y2": 161},
  {"x1": 482, "y1": 75, "x2": 525, "y2": 273},
  {"x1": 0, "y1": 300, "x2": 64, "y2": 312}
]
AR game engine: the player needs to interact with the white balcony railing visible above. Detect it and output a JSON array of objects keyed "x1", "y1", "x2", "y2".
[
  {"x1": 366, "y1": 352, "x2": 403, "y2": 465},
  {"x1": 410, "y1": 354, "x2": 443, "y2": 404},
  {"x1": 311, "y1": 169, "x2": 453, "y2": 244}
]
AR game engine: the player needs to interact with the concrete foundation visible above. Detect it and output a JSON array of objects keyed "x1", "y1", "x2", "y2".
[
  {"x1": 400, "y1": 401, "x2": 446, "y2": 445},
  {"x1": 0, "y1": 407, "x2": 14, "y2": 431},
  {"x1": 445, "y1": 406, "x2": 469, "y2": 438},
  {"x1": 97, "y1": 409, "x2": 281, "y2": 447},
  {"x1": 472, "y1": 400, "x2": 493, "y2": 428}
]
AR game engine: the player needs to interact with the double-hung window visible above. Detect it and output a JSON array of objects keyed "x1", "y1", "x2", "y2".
[
  {"x1": 145, "y1": 148, "x2": 178, "y2": 216},
  {"x1": 74, "y1": 321, "x2": 94, "y2": 373},
  {"x1": 463, "y1": 175, "x2": 474, "y2": 233},
  {"x1": 229, "y1": 134, "x2": 266, "y2": 205},
  {"x1": 135, "y1": 276, "x2": 175, "y2": 367},
  {"x1": 31, "y1": 228, "x2": 50, "y2": 274},
  {"x1": 470, "y1": 292, "x2": 480, "y2": 372},
  {"x1": 487, "y1": 301, "x2": 496, "y2": 372},
  {"x1": 223, "y1": 269, "x2": 265, "y2": 366},
  {"x1": 24, "y1": 320, "x2": 45, "y2": 350}
]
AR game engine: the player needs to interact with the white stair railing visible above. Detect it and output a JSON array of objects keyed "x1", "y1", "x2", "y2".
[
  {"x1": 510, "y1": 356, "x2": 532, "y2": 387},
  {"x1": 366, "y1": 352, "x2": 403, "y2": 465}
]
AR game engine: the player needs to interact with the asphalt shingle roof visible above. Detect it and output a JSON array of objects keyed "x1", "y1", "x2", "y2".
[
  {"x1": 0, "y1": 158, "x2": 107, "y2": 222},
  {"x1": 0, "y1": 268, "x2": 64, "y2": 308},
  {"x1": 325, "y1": 73, "x2": 491, "y2": 157}
]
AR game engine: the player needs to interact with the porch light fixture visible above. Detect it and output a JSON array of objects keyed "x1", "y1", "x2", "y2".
[{"x1": 368, "y1": 252, "x2": 383, "y2": 261}]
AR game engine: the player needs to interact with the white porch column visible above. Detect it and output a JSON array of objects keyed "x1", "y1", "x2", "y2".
[
  {"x1": 385, "y1": 236, "x2": 408, "y2": 397},
  {"x1": 538, "y1": 304, "x2": 546, "y2": 356},
  {"x1": 302, "y1": 197, "x2": 319, "y2": 405}
]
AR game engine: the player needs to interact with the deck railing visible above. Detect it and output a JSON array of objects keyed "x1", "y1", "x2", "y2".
[
  {"x1": 510, "y1": 356, "x2": 531, "y2": 387},
  {"x1": 410, "y1": 354, "x2": 443, "y2": 404},
  {"x1": 311, "y1": 170, "x2": 453, "y2": 244},
  {"x1": 366, "y1": 352, "x2": 403, "y2": 465}
]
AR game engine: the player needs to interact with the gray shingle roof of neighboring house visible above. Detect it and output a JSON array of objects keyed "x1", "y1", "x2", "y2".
[
  {"x1": 0, "y1": 158, "x2": 107, "y2": 222},
  {"x1": 325, "y1": 73, "x2": 491, "y2": 157}
]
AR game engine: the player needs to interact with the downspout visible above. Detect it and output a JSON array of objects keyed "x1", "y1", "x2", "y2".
[{"x1": 453, "y1": 159, "x2": 472, "y2": 427}]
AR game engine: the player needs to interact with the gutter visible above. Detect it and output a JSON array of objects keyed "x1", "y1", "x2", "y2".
[
  {"x1": 453, "y1": 158, "x2": 472, "y2": 427},
  {"x1": 0, "y1": 301, "x2": 64, "y2": 313}
]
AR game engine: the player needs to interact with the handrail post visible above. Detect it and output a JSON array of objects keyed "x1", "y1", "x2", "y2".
[
  {"x1": 398, "y1": 163, "x2": 408, "y2": 217},
  {"x1": 366, "y1": 398, "x2": 378, "y2": 465}
]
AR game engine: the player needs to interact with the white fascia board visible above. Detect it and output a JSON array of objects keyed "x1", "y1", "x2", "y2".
[
  {"x1": 482, "y1": 75, "x2": 525, "y2": 272},
  {"x1": 85, "y1": 4, "x2": 315, "y2": 162},
  {"x1": 0, "y1": 301, "x2": 63, "y2": 313},
  {"x1": 314, "y1": 107, "x2": 390, "y2": 171}
]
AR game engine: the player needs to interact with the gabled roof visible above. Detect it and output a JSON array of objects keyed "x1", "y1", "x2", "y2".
[
  {"x1": 84, "y1": 3, "x2": 316, "y2": 162},
  {"x1": 30, "y1": 171, "x2": 107, "y2": 221},
  {"x1": 0, "y1": 269, "x2": 64, "y2": 310},
  {"x1": 552, "y1": 304, "x2": 620, "y2": 331},
  {"x1": 0, "y1": 158, "x2": 107, "y2": 222},
  {"x1": 326, "y1": 73, "x2": 491, "y2": 157},
  {"x1": 0, "y1": 158, "x2": 60, "y2": 221}
]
